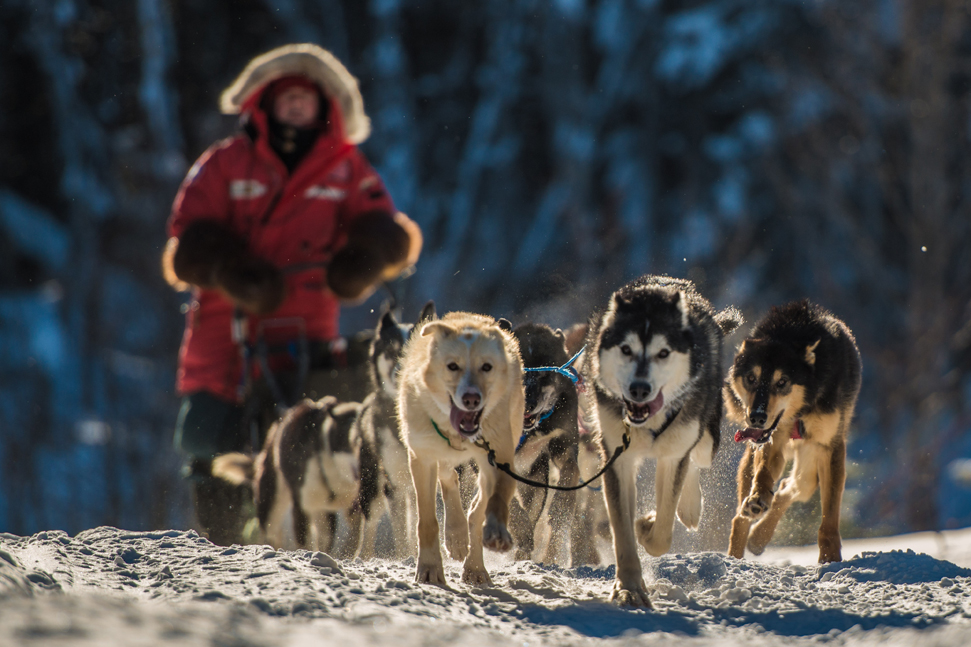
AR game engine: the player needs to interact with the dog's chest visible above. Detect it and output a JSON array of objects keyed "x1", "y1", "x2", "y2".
[{"x1": 599, "y1": 403, "x2": 701, "y2": 460}]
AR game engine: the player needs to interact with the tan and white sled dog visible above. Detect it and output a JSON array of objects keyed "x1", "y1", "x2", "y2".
[
  {"x1": 727, "y1": 300, "x2": 861, "y2": 563},
  {"x1": 398, "y1": 312, "x2": 524, "y2": 587}
]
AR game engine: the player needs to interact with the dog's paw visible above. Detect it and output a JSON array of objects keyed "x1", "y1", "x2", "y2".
[
  {"x1": 482, "y1": 514, "x2": 513, "y2": 553},
  {"x1": 741, "y1": 494, "x2": 771, "y2": 519},
  {"x1": 635, "y1": 511, "x2": 671, "y2": 557},
  {"x1": 461, "y1": 564, "x2": 492, "y2": 587},
  {"x1": 609, "y1": 581, "x2": 653, "y2": 608},
  {"x1": 414, "y1": 560, "x2": 448, "y2": 587},
  {"x1": 444, "y1": 527, "x2": 470, "y2": 561},
  {"x1": 817, "y1": 533, "x2": 842, "y2": 564},
  {"x1": 635, "y1": 511, "x2": 656, "y2": 542}
]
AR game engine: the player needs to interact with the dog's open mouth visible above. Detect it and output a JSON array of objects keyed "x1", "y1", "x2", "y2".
[
  {"x1": 734, "y1": 411, "x2": 784, "y2": 444},
  {"x1": 450, "y1": 400, "x2": 483, "y2": 438},
  {"x1": 624, "y1": 390, "x2": 664, "y2": 426}
]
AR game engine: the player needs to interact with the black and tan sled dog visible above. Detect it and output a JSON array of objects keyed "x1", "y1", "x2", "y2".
[
  {"x1": 584, "y1": 275, "x2": 743, "y2": 606},
  {"x1": 508, "y1": 322, "x2": 585, "y2": 565},
  {"x1": 726, "y1": 300, "x2": 861, "y2": 563}
]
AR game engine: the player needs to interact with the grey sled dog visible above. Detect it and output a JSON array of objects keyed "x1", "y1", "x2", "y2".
[{"x1": 583, "y1": 276, "x2": 742, "y2": 606}]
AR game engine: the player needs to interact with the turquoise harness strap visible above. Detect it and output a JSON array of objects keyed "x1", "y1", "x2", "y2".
[{"x1": 523, "y1": 346, "x2": 586, "y2": 386}]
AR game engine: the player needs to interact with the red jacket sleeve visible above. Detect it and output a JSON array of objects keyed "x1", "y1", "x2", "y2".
[{"x1": 167, "y1": 138, "x2": 237, "y2": 239}]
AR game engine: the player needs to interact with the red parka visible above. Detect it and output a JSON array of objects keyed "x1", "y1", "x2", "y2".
[{"x1": 168, "y1": 84, "x2": 395, "y2": 402}]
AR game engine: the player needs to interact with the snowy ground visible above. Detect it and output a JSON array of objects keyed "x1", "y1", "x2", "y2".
[{"x1": 2, "y1": 526, "x2": 970, "y2": 646}]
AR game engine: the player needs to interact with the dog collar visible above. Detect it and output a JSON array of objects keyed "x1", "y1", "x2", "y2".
[
  {"x1": 431, "y1": 418, "x2": 457, "y2": 450},
  {"x1": 791, "y1": 419, "x2": 805, "y2": 440}
]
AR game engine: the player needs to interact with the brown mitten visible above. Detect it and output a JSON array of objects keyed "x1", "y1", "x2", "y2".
[
  {"x1": 163, "y1": 219, "x2": 285, "y2": 315},
  {"x1": 212, "y1": 254, "x2": 286, "y2": 315},
  {"x1": 326, "y1": 211, "x2": 423, "y2": 302}
]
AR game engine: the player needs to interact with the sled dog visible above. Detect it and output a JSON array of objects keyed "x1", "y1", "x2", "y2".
[
  {"x1": 398, "y1": 312, "x2": 523, "y2": 587},
  {"x1": 508, "y1": 323, "x2": 585, "y2": 565},
  {"x1": 212, "y1": 396, "x2": 362, "y2": 551},
  {"x1": 346, "y1": 303, "x2": 435, "y2": 558},
  {"x1": 726, "y1": 300, "x2": 861, "y2": 563},
  {"x1": 584, "y1": 275, "x2": 742, "y2": 606}
]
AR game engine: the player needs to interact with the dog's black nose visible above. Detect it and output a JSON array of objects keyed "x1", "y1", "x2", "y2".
[
  {"x1": 629, "y1": 382, "x2": 652, "y2": 402},
  {"x1": 462, "y1": 392, "x2": 481, "y2": 410},
  {"x1": 749, "y1": 411, "x2": 767, "y2": 427}
]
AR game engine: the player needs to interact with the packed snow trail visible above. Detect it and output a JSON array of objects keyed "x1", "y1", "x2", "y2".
[{"x1": 1, "y1": 526, "x2": 971, "y2": 646}]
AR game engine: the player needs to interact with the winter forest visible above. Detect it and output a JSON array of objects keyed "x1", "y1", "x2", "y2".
[{"x1": 0, "y1": 0, "x2": 969, "y2": 551}]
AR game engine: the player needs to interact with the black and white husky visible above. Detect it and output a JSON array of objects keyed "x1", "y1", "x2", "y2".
[
  {"x1": 212, "y1": 396, "x2": 363, "y2": 551},
  {"x1": 583, "y1": 275, "x2": 742, "y2": 606},
  {"x1": 508, "y1": 323, "x2": 585, "y2": 565},
  {"x1": 345, "y1": 302, "x2": 435, "y2": 558}
]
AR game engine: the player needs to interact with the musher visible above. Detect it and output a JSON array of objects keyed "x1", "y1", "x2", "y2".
[{"x1": 162, "y1": 43, "x2": 421, "y2": 545}]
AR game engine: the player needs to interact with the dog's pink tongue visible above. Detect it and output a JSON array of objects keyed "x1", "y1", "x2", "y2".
[
  {"x1": 646, "y1": 390, "x2": 664, "y2": 417},
  {"x1": 734, "y1": 428, "x2": 765, "y2": 443},
  {"x1": 450, "y1": 405, "x2": 479, "y2": 435}
]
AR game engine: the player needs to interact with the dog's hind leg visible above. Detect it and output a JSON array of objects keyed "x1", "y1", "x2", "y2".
[
  {"x1": 816, "y1": 434, "x2": 846, "y2": 563},
  {"x1": 339, "y1": 506, "x2": 364, "y2": 559},
  {"x1": 729, "y1": 444, "x2": 756, "y2": 558},
  {"x1": 603, "y1": 455, "x2": 651, "y2": 607},
  {"x1": 440, "y1": 464, "x2": 470, "y2": 561},
  {"x1": 637, "y1": 454, "x2": 689, "y2": 557},
  {"x1": 509, "y1": 496, "x2": 534, "y2": 561},
  {"x1": 309, "y1": 511, "x2": 336, "y2": 553}
]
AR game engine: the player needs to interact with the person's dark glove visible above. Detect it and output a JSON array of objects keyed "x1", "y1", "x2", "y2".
[
  {"x1": 326, "y1": 211, "x2": 423, "y2": 302},
  {"x1": 163, "y1": 219, "x2": 286, "y2": 315}
]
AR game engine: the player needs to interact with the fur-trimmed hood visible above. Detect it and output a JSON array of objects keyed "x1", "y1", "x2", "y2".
[{"x1": 219, "y1": 43, "x2": 370, "y2": 144}]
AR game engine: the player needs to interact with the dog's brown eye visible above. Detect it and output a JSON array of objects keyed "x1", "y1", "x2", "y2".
[
  {"x1": 620, "y1": 345, "x2": 633, "y2": 356},
  {"x1": 481, "y1": 363, "x2": 492, "y2": 372},
  {"x1": 657, "y1": 349, "x2": 670, "y2": 359},
  {"x1": 746, "y1": 372, "x2": 757, "y2": 385},
  {"x1": 447, "y1": 362, "x2": 460, "y2": 371},
  {"x1": 776, "y1": 377, "x2": 788, "y2": 389}
]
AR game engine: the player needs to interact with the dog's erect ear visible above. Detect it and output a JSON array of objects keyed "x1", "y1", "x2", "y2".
[
  {"x1": 418, "y1": 300, "x2": 436, "y2": 323},
  {"x1": 378, "y1": 310, "x2": 400, "y2": 339},
  {"x1": 805, "y1": 339, "x2": 821, "y2": 366},
  {"x1": 612, "y1": 292, "x2": 630, "y2": 310},
  {"x1": 420, "y1": 321, "x2": 451, "y2": 337},
  {"x1": 497, "y1": 318, "x2": 513, "y2": 332}
]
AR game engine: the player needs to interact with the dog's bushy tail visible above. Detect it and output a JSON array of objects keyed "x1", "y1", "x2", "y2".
[
  {"x1": 715, "y1": 307, "x2": 744, "y2": 337},
  {"x1": 211, "y1": 452, "x2": 256, "y2": 487}
]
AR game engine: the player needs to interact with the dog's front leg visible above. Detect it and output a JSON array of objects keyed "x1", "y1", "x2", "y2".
[
  {"x1": 748, "y1": 443, "x2": 819, "y2": 555},
  {"x1": 816, "y1": 436, "x2": 846, "y2": 563},
  {"x1": 741, "y1": 439, "x2": 787, "y2": 520},
  {"x1": 603, "y1": 456, "x2": 651, "y2": 607},
  {"x1": 462, "y1": 466, "x2": 493, "y2": 586},
  {"x1": 729, "y1": 444, "x2": 756, "y2": 558},
  {"x1": 439, "y1": 464, "x2": 470, "y2": 561},
  {"x1": 543, "y1": 455, "x2": 579, "y2": 564},
  {"x1": 636, "y1": 455, "x2": 688, "y2": 557},
  {"x1": 410, "y1": 454, "x2": 447, "y2": 586}
]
